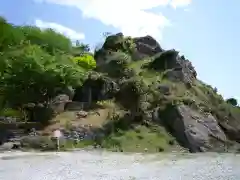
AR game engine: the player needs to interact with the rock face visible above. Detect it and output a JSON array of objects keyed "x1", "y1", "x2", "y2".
[
  {"x1": 150, "y1": 49, "x2": 197, "y2": 84},
  {"x1": 95, "y1": 33, "x2": 134, "y2": 66},
  {"x1": 219, "y1": 118, "x2": 240, "y2": 143},
  {"x1": 157, "y1": 84, "x2": 171, "y2": 95},
  {"x1": 95, "y1": 33, "x2": 163, "y2": 63},
  {"x1": 132, "y1": 35, "x2": 163, "y2": 59},
  {"x1": 25, "y1": 94, "x2": 70, "y2": 123},
  {"x1": 54, "y1": 86, "x2": 75, "y2": 100},
  {"x1": 73, "y1": 73, "x2": 119, "y2": 103},
  {"x1": 50, "y1": 94, "x2": 71, "y2": 114},
  {"x1": 158, "y1": 105, "x2": 227, "y2": 152},
  {"x1": 95, "y1": 34, "x2": 230, "y2": 153},
  {"x1": 96, "y1": 33, "x2": 196, "y2": 86}
]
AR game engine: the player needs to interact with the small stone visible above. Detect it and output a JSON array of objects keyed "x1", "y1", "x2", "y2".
[{"x1": 76, "y1": 111, "x2": 88, "y2": 118}]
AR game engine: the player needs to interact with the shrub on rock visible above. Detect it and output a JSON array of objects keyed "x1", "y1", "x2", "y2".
[{"x1": 72, "y1": 54, "x2": 96, "y2": 70}]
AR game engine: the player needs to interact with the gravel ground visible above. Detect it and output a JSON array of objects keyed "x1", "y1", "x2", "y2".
[{"x1": 0, "y1": 151, "x2": 240, "y2": 180}]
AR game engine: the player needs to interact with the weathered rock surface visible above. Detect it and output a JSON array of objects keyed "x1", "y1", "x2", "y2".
[
  {"x1": 73, "y1": 73, "x2": 119, "y2": 103},
  {"x1": 22, "y1": 94, "x2": 71, "y2": 123},
  {"x1": 95, "y1": 33, "x2": 163, "y2": 63},
  {"x1": 157, "y1": 84, "x2": 171, "y2": 95},
  {"x1": 133, "y1": 35, "x2": 163, "y2": 59},
  {"x1": 150, "y1": 49, "x2": 197, "y2": 84},
  {"x1": 50, "y1": 94, "x2": 71, "y2": 114},
  {"x1": 219, "y1": 118, "x2": 240, "y2": 143},
  {"x1": 54, "y1": 86, "x2": 75, "y2": 100},
  {"x1": 158, "y1": 105, "x2": 227, "y2": 152}
]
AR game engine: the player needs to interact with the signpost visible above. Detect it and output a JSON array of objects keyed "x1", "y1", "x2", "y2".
[{"x1": 52, "y1": 129, "x2": 62, "y2": 151}]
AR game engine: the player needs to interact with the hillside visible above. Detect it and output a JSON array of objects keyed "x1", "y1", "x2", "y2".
[{"x1": 0, "y1": 18, "x2": 240, "y2": 153}]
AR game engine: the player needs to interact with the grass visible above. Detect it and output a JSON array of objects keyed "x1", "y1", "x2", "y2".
[
  {"x1": 95, "y1": 99, "x2": 115, "y2": 108},
  {"x1": 63, "y1": 139, "x2": 96, "y2": 149},
  {"x1": 128, "y1": 59, "x2": 151, "y2": 74},
  {"x1": 128, "y1": 58, "x2": 240, "y2": 123},
  {"x1": 100, "y1": 124, "x2": 179, "y2": 153},
  {"x1": 0, "y1": 108, "x2": 23, "y2": 119}
]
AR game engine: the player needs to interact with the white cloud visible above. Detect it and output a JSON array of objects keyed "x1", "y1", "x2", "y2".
[
  {"x1": 35, "y1": 0, "x2": 191, "y2": 39},
  {"x1": 170, "y1": 0, "x2": 192, "y2": 9},
  {"x1": 35, "y1": 19, "x2": 85, "y2": 40}
]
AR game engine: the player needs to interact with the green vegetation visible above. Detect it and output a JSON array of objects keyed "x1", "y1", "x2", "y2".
[
  {"x1": 0, "y1": 108, "x2": 23, "y2": 118},
  {"x1": 226, "y1": 98, "x2": 238, "y2": 106},
  {"x1": 0, "y1": 17, "x2": 94, "y2": 118},
  {"x1": 127, "y1": 58, "x2": 240, "y2": 126},
  {"x1": 101, "y1": 125, "x2": 176, "y2": 153},
  {"x1": 72, "y1": 54, "x2": 96, "y2": 70},
  {"x1": 102, "y1": 33, "x2": 136, "y2": 54}
]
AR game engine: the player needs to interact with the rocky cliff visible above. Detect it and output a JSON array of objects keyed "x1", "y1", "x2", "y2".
[
  {"x1": 1, "y1": 31, "x2": 240, "y2": 153},
  {"x1": 88, "y1": 33, "x2": 240, "y2": 153}
]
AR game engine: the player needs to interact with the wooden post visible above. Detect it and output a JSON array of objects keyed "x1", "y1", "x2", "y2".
[{"x1": 56, "y1": 138, "x2": 60, "y2": 151}]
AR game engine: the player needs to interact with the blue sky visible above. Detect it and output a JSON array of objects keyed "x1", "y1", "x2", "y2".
[{"x1": 0, "y1": 0, "x2": 239, "y2": 101}]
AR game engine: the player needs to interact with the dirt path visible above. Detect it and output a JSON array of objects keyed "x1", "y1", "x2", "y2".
[{"x1": 42, "y1": 108, "x2": 112, "y2": 134}]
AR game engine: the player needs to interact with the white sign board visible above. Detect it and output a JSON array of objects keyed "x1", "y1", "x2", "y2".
[{"x1": 53, "y1": 130, "x2": 62, "y2": 138}]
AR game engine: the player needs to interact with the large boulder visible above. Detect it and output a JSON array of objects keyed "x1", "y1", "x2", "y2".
[
  {"x1": 95, "y1": 33, "x2": 163, "y2": 64},
  {"x1": 209, "y1": 103, "x2": 240, "y2": 143},
  {"x1": 149, "y1": 49, "x2": 197, "y2": 84},
  {"x1": 23, "y1": 94, "x2": 70, "y2": 123},
  {"x1": 95, "y1": 33, "x2": 135, "y2": 64},
  {"x1": 218, "y1": 112, "x2": 240, "y2": 143},
  {"x1": 49, "y1": 94, "x2": 71, "y2": 114},
  {"x1": 158, "y1": 104, "x2": 227, "y2": 152},
  {"x1": 54, "y1": 86, "x2": 75, "y2": 100},
  {"x1": 102, "y1": 32, "x2": 125, "y2": 51},
  {"x1": 132, "y1": 35, "x2": 163, "y2": 59}
]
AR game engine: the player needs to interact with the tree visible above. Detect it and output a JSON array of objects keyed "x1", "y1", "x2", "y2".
[
  {"x1": 2, "y1": 45, "x2": 85, "y2": 106},
  {"x1": 0, "y1": 16, "x2": 87, "y2": 111},
  {"x1": 72, "y1": 41, "x2": 90, "y2": 56},
  {"x1": 226, "y1": 98, "x2": 238, "y2": 106},
  {"x1": 0, "y1": 17, "x2": 25, "y2": 51},
  {"x1": 20, "y1": 26, "x2": 72, "y2": 54}
]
